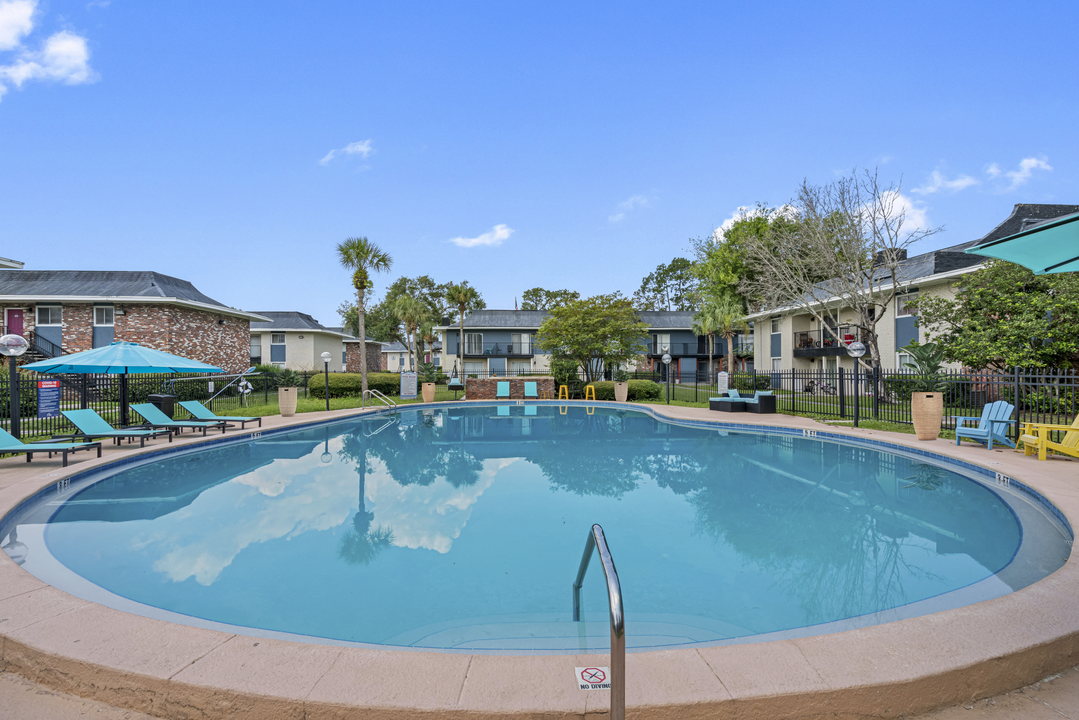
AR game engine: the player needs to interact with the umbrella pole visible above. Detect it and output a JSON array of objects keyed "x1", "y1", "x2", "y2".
[{"x1": 121, "y1": 374, "x2": 129, "y2": 427}]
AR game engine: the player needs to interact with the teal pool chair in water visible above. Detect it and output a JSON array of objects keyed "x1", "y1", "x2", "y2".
[
  {"x1": 497, "y1": 405, "x2": 510, "y2": 416},
  {"x1": 954, "y1": 401, "x2": 1016, "y2": 450},
  {"x1": 524, "y1": 382, "x2": 539, "y2": 399},
  {"x1": 0, "y1": 427, "x2": 101, "y2": 467},
  {"x1": 131, "y1": 403, "x2": 227, "y2": 436},
  {"x1": 60, "y1": 409, "x2": 173, "y2": 447},
  {"x1": 525, "y1": 405, "x2": 537, "y2": 416},
  {"x1": 178, "y1": 401, "x2": 261, "y2": 429},
  {"x1": 496, "y1": 382, "x2": 511, "y2": 399}
]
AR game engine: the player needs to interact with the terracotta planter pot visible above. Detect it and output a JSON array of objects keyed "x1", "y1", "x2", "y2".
[
  {"x1": 279, "y1": 387, "x2": 297, "y2": 417},
  {"x1": 422, "y1": 383, "x2": 436, "y2": 403},
  {"x1": 614, "y1": 382, "x2": 629, "y2": 402},
  {"x1": 911, "y1": 392, "x2": 943, "y2": 441}
]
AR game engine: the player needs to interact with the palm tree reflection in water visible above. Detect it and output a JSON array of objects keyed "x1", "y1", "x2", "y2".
[{"x1": 338, "y1": 426, "x2": 395, "y2": 566}]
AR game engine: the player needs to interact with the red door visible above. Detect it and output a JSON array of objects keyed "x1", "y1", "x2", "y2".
[{"x1": 6, "y1": 309, "x2": 23, "y2": 335}]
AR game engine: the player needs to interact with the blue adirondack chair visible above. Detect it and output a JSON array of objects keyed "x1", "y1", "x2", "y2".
[
  {"x1": 496, "y1": 381, "x2": 511, "y2": 399},
  {"x1": 954, "y1": 401, "x2": 1015, "y2": 450},
  {"x1": 523, "y1": 382, "x2": 539, "y2": 399}
]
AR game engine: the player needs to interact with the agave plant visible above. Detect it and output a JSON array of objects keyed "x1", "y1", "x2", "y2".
[
  {"x1": 899, "y1": 342, "x2": 949, "y2": 393},
  {"x1": 275, "y1": 369, "x2": 305, "y2": 389}
]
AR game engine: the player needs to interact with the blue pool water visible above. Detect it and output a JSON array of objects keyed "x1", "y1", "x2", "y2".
[{"x1": 2, "y1": 405, "x2": 1070, "y2": 653}]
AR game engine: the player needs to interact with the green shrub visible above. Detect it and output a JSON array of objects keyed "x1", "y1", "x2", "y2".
[
  {"x1": 586, "y1": 380, "x2": 661, "y2": 401},
  {"x1": 306, "y1": 372, "x2": 403, "y2": 399},
  {"x1": 730, "y1": 373, "x2": 771, "y2": 391},
  {"x1": 0, "y1": 377, "x2": 38, "y2": 419},
  {"x1": 550, "y1": 357, "x2": 579, "y2": 387}
]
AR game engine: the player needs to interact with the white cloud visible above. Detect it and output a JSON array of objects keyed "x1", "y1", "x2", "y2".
[
  {"x1": 608, "y1": 194, "x2": 650, "y2": 223},
  {"x1": 0, "y1": 0, "x2": 34, "y2": 51},
  {"x1": 985, "y1": 163, "x2": 1001, "y2": 178},
  {"x1": 1004, "y1": 156, "x2": 1052, "y2": 190},
  {"x1": 0, "y1": 0, "x2": 97, "y2": 103},
  {"x1": 912, "y1": 170, "x2": 978, "y2": 195},
  {"x1": 449, "y1": 223, "x2": 514, "y2": 248},
  {"x1": 320, "y1": 139, "x2": 374, "y2": 165}
]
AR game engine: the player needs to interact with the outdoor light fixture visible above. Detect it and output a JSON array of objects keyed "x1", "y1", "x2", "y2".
[
  {"x1": 662, "y1": 352, "x2": 672, "y2": 405},
  {"x1": 846, "y1": 341, "x2": 866, "y2": 428},
  {"x1": 321, "y1": 351, "x2": 332, "y2": 412},
  {"x1": 0, "y1": 334, "x2": 29, "y2": 439}
]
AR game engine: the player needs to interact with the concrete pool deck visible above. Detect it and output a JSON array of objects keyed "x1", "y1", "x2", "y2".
[{"x1": 0, "y1": 402, "x2": 1076, "y2": 720}]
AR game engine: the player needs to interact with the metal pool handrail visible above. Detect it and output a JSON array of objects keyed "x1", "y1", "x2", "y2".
[
  {"x1": 362, "y1": 388, "x2": 397, "y2": 412},
  {"x1": 572, "y1": 523, "x2": 625, "y2": 720}
]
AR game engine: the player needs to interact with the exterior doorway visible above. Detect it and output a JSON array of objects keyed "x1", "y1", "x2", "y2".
[{"x1": 5, "y1": 308, "x2": 23, "y2": 335}]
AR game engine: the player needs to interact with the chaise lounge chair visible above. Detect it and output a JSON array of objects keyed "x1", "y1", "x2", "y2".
[
  {"x1": 953, "y1": 401, "x2": 1015, "y2": 450},
  {"x1": 0, "y1": 427, "x2": 101, "y2": 467},
  {"x1": 1019, "y1": 415, "x2": 1079, "y2": 461},
  {"x1": 524, "y1": 382, "x2": 539, "y2": 399},
  {"x1": 131, "y1": 403, "x2": 228, "y2": 436},
  {"x1": 179, "y1": 401, "x2": 262, "y2": 429},
  {"x1": 60, "y1": 409, "x2": 173, "y2": 447},
  {"x1": 496, "y1": 381, "x2": 511, "y2": 399}
]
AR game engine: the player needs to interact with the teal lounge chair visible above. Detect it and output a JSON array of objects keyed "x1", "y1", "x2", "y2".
[
  {"x1": 179, "y1": 401, "x2": 261, "y2": 429},
  {"x1": 496, "y1": 382, "x2": 511, "y2": 399},
  {"x1": 60, "y1": 409, "x2": 173, "y2": 447},
  {"x1": 0, "y1": 427, "x2": 101, "y2": 467},
  {"x1": 131, "y1": 403, "x2": 227, "y2": 436},
  {"x1": 524, "y1": 382, "x2": 539, "y2": 399},
  {"x1": 954, "y1": 401, "x2": 1016, "y2": 450}
]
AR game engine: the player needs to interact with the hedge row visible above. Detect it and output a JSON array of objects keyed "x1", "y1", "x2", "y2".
[
  {"x1": 586, "y1": 380, "x2": 662, "y2": 401},
  {"x1": 306, "y1": 373, "x2": 405, "y2": 399}
]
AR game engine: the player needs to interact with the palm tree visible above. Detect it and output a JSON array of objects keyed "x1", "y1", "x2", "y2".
[
  {"x1": 445, "y1": 283, "x2": 480, "y2": 372},
  {"x1": 692, "y1": 311, "x2": 719, "y2": 381},
  {"x1": 336, "y1": 237, "x2": 393, "y2": 394},
  {"x1": 392, "y1": 295, "x2": 428, "y2": 371},
  {"x1": 711, "y1": 294, "x2": 749, "y2": 373}
]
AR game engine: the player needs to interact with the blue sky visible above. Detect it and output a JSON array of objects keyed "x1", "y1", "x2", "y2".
[{"x1": 1, "y1": 1, "x2": 1076, "y2": 325}]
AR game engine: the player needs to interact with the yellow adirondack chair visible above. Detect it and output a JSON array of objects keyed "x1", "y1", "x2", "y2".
[{"x1": 1019, "y1": 415, "x2": 1079, "y2": 461}]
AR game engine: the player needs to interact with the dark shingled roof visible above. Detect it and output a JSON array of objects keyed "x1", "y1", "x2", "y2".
[
  {"x1": 250, "y1": 311, "x2": 335, "y2": 331},
  {"x1": 637, "y1": 311, "x2": 697, "y2": 329},
  {"x1": 459, "y1": 309, "x2": 550, "y2": 327},
  {"x1": 968, "y1": 203, "x2": 1079, "y2": 248},
  {"x1": 0, "y1": 270, "x2": 229, "y2": 307}
]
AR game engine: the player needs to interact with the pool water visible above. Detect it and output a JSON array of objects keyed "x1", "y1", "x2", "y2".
[{"x1": 5, "y1": 405, "x2": 1070, "y2": 653}]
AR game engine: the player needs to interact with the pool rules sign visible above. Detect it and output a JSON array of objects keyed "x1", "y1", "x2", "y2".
[{"x1": 575, "y1": 666, "x2": 611, "y2": 690}]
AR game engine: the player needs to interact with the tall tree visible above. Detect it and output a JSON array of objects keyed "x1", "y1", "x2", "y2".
[
  {"x1": 393, "y1": 295, "x2": 428, "y2": 371},
  {"x1": 692, "y1": 310, "x2": 718, "y2": 380},
  {"x1": 445, "y1": 282, "x2": 482, "y2": 372},
  {"x1": 633, "y1": 257, "x2": 700, "y2": 311},
  {"x1": 336, "y1": 237, "x2": 393, "y2": 394},
  {"x1": 739, "y1": 170, "x2": 941, "y2": 369},
  {"x1": 535, "y1": 294, "x2": 650, "y2": 382},
  {"x1": 339, "y1": 276, "x2": 485, "y2": 345},
  {"x1": 710, "y1": 294, "x2": 749, "y2": 373},
  {"x1": 521, "y1": 287, "x2": 580, "y2": 311},
  {"x1": 914, "y1": 259, "x2": 1079, "y2": 370}
]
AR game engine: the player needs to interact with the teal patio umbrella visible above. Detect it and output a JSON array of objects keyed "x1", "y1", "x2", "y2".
[
  {"x1": 22, "y1": 341, "x2": 223, "y2": 426},
  {"x1": 966, "y1": 211, "x2": 1079, "y2": 274}
]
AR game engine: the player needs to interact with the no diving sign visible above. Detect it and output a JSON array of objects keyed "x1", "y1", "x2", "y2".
[{"x1": 575, "y1": 666, "x2": 611, "y2": 690}]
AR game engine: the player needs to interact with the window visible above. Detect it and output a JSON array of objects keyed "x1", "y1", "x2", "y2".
[
  {"x1": 772, "y1": 358, "x2": 782, "y2": 373},
  {"x1": 510, "y1": 360, "x2": 531, "y2": 374},
  {"x1": 269, "y1": 333, "x2": 286, "y2": 363},
  {"x1": 36, "y1": 305, "x2": 62, "y2": 326},
  {"x1": 94, "y1": 306, "x2": 114, "y2": 326},
  {"x1": 896, "y1": 293, "x2": 918, "y2": 318},
  {"x1": 250, "y1": 337, "x2": 261, "y2": 359},
  {"x1": 271, "y1": 333, "x2": 285, "y2": 344},
  {"x1": 652, "y1": 333, "x2": 670, "y2": 354},
  {"x1": 463, "y1": 361, "x2": 484, "y2": 376},
  {"x1": 770, "y1": 318, "x2": 781, "y2": 334},
  {"x1": 464, "y1": 333, "x2": 483, "y2": 355},
  {"x1": 897, "y1": 352, "x2": 912, "y2": 370},
  {"x1": 511, "y1": 333, "x2": 530, "y2": 354}
]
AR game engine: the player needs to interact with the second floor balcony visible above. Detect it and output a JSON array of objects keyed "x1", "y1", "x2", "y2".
[
  {"x1": 463, "y1": 341, "x2": 533, "y2": 357},
  {"x1": 793, "y1": 326, "x2": 866, "y2": 357}
]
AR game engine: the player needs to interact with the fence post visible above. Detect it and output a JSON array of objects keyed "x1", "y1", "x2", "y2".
[
  {"x1": 838, "y1": 367, "x2": 846, "y2": 419},
  {"x1": 872, "y1": 366, "x2": 880, "y2": 421},
  {"x1": 1013, "y1": 366, "x2": 1021, "y2": 441}
]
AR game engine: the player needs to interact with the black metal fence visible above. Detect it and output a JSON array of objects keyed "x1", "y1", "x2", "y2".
[{"x1": 0, "y1": 371, "x2": 284, "y2": 439}]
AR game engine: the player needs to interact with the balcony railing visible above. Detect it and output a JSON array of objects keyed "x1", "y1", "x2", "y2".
[
  {"x1": 793, "y1": 326, "x2": 866, "y2": 356},
  {"x1": 650, "y1": 341, "x2": 752, "y2": 357},
  {"x1": 463, "y1": 342, "x2": 533, "y2": 357}
]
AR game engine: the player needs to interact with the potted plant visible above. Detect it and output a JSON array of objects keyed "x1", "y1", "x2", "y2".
[
  {"x1": 276, "y1": 369, "x2": 303, "y2": 418},
  {"x1": 613, "y1": 368, "x2": 630, "y2": 402},
  {"x1": 900, "y1": 342, "x2": 948, "y2": 441},
  {"x1": 418, "y1": 362, "x2": 438, "y2": 402}
]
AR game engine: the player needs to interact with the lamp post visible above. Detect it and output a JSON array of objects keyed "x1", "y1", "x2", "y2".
[
  {"x1": 846, "y1": 341, "x2": 866, "y2": 429},
  {"x1": 321, "y1": 351, "x2": 332, "y2": 412},
  {"x1": 662, "y1": 353, "x2": 672, "y2": 405},
  {"x1": 0, "y1": 335, "x2": 29, "y2": 439}
]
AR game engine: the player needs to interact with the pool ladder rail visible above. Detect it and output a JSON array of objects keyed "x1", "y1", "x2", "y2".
[
  {"x1": 362, "y1": 388, "x2": 397, "y2": 413},
  {"x1": 572, "y1": 523, "x2": 625, "y2": 720}
]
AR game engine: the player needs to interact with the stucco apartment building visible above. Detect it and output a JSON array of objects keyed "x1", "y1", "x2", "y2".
[
  {"x1": 0, "y1": 269, "x2": 264, "y2": 372},
  {"x1": 435, "y1": 309, "x2": 751, "y2": 379},
  {"x1": 249, "y1": 312, "x2": 383, "y2": 374},
  {"x1": 748, "y1": 203, "x2": 1079, "y2": 379}
]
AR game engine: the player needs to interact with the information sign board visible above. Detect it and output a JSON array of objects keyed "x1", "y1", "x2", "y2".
[
  {"x1": 717, "y1": 371, "x2": 729, "y2": 395},
  {"x1": 37, "y1": 379, "x2": 61, "y2": 419},
  {"x1": 399, "y1": 372, "x2": 418, "y2": 400}
]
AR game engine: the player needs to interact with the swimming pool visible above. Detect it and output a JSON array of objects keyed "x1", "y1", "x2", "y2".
[{"x1": 2, "y1": 404, "x2": 1070, "y2": 654}]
